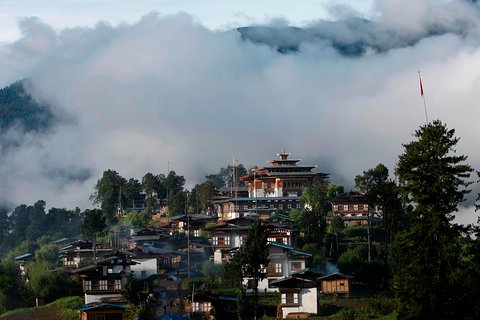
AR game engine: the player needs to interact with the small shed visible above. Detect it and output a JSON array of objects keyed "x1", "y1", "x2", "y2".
[{"x1": 318, "y1": 273, "x2": 352, "y2": 294}]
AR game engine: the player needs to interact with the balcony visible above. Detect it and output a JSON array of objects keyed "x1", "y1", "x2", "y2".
[{"x1": 84, "y1": 280, "x2": 122, "y2": 295}]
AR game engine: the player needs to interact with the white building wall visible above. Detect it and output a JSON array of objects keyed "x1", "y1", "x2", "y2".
[
  {"x1": 85, "y1": 293, "x2": 122, "y2": 304},
  {"x1": 213, "y1": 250, "x2": 223, "y2": 264},
  {"x1": 243, "y1": 254, "x2": 307, "y2": 293},
  {"x1": 281, "y1": 288, "x2": 317, "y2": 318},
  {"x1": 254, "y1": 180, "x2": 264, "y2": 197},
  {"x1": 131, "y1": 258, "x2": 158, "y2": 279},
  {"x1": 111, "y1": 265, "x2": 124, "y2": 273},
  {"x1": 274, "y1": 179, "x2": 283, "y2": 197},
  {"x1": 286, "y1": 260, "x2": 306, "y2": 275},
  {"x1": 231, "y1": 233, "x2": 242, "y2": 248},
  {"x1": 243, "y1": 278, "x2": 279, "y2": 293}
]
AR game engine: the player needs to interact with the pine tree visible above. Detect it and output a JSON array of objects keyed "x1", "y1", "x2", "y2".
[
  {"x1": 225, "y1": 251, "x2": 246, "y2": 320},
  {"x1": 355, "y1": 164, "x2": 405, "y2": 245},
  {"x1": 240, "y1": 219, "x2": 269, "y2": 320},
  {"x1": 90, "y1": 170, "x2": 126, "y2": 221},
  {"x1": 299, "y1": 176, "x2": 332, "y2": 265},
  {"x1": 391, "y1": 120, "x2": 474, "y2": 319},
  {"x1": 80, "y1": 209, "x2": 107, "y2": 260}
]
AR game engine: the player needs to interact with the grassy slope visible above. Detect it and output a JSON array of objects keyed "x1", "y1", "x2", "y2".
[{"x1": 0, "y1": 296, "x2": 83, "y2": 320}]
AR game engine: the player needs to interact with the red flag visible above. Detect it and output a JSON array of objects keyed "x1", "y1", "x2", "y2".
[{"x1": 420, "y1": 78, "x2": 424, "y2": 96}]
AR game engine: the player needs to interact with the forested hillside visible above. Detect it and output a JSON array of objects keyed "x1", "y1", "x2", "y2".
[{"x1": 0, "y1": 80, "x2": 54, "y2": 133}]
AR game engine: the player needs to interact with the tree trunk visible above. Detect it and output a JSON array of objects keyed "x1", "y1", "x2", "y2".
[
  {"x1": 93, "y1": 237, "x2": 97, "y2": 260},
  {"x1": 254, "y1": 279, "x2": 258, "y2": 320}
]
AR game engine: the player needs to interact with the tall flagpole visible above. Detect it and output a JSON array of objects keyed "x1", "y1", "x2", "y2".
[{"x1": 418, "y1": 70, "x2": 429, "y2": 124}]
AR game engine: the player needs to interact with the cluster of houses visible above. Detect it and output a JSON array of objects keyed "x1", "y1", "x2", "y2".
[{"x1": 14, "y1": 151, "x2": 379, "y2": 319}]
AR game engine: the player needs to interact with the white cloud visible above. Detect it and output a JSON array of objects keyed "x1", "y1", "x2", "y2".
[{"x1": 0, "y1": 3, "x2": 479, "y2": 225}]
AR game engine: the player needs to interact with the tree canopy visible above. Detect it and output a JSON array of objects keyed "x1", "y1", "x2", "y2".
[
  {"x1": 296, "y1": 177, "x2": 343, "y2": 265},
  {"x1": 241, "y1": 219, "x2": 269, "y2": 319},
  {"x1": 80, "y1": 209, "x2": 107, "y2": 260},
  {"x1": 90, "y1": 170, "x2": 126, "y2": 221},
  {"x1": 0, "y1": 80, "x2": 54, "y2": 133},
  {"x1": 390, "y1": 120, "x2": 477, "y2": 319},
  {"x1": 355, "y1": 164, "x2": 405, "y2": 244},
  {"x1": 205, "y1": 164, "x2": 248, "y2": 188},
  {"x1": 80, "y1": 209, "x2": 107, "y2": 242}
]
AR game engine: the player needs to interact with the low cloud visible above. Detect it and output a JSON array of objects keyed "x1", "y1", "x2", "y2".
[{"x1": 0, "y1": 2, "x2": 479, "y2": 224}]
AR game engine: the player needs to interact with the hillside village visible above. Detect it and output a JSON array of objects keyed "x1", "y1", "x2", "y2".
[
  {"x1": 2, "y1": 150, "x2": 388, "y2": 319},
  {"x1": 1, "y1": 125, "x2": 480, "y2": 320},
  {"x1": 6, "y1": 0, "x2": 480, "y2": 318}
]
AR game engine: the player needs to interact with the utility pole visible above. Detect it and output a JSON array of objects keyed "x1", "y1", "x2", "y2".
[
  {"x1": 253, "y1": 170, "x2": 258, "y2": 216},
  {"x1": 186, "y1": 191, "x2": 190, "y2": 278}
]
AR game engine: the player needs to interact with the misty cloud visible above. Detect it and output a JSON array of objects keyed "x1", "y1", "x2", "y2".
[{"x1": 0, "y1": 2, "x2": 479, "y2": 224}]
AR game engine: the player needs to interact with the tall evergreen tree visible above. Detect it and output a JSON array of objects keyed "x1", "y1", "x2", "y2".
[
  {"x1": 154, "y1": 174, "x2": 167, "y2": 201},
  {"x1": 195, "y1": 181, "x2": 217, "y2": 214},
  {"x1": 90, "y1": 170, "x2": 126, "y2": 221},
  {"x1": 80, "y1": 209, "x2": 107, "y2": 260},
  {"x1": 297, "y1": 176, "x2": 338, "y2": 265},
  {"x1": 355, "y1": 164, "x2": 405, "y2": 246},
  {"x1": 225, "y1": 251, "x2": 246, "y2": 320},
  {"x1": 26, "y1": 200, "x2": 46, "y2": 241},
  {"x1": 241, "y1": 219, "x2": 269, "y2": 320},
  {"x1": 165, "y1": 171, "x2": 185, "y2": 195},
  {"x1": 123, "y1": 178, "x2": 142, "y2": 210},
  {"x1": 0, "y1": 208, "x2": 11, "y2": 246},
  {"x1": 10, "y1": 204, "x2": 30, "y2": 245},
  {"x1": 142, "y1": 173, "x2": 159, "y2": 211},
  {"x1": 391, "y1": 120, "x2": 474, "y2": 319}
]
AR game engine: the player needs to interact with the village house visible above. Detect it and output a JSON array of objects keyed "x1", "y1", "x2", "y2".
[
  {"x1": 129, "y1": 253, "x2": 160, "y2": 280},
  {"x1": 169, "y1": 213, "x2": 218, "y2": 239},
  {"x1": 243, "y1": 242, "x2": 312, "y2": 293},
  {"x1": 330, "y1": 191, "x2": 380, "y2": 226},
  {"x1": 14, "y1": 252, "x2": 33, "y2": 278},
  {"x1": 70, "y1": 252, "x2": 137, "y2": 304},
  {"x1": 59, "y1": 240, "x2": 115, "y2": 270},
  {"x1": 208, "y1": 216, "x2": 254, "y2": 263},
  {"x1": 185, "y1": 290, "x2": 237, "y2": 318},
  {"x1": 208, "y1": 214, "x2": 300, "y2": 264},
  {"x1": 216, "y1": 186, "x2": 249, "y2": 198},
  {"x1": 186, "y1": 290, "x2": 216, "y2": 316},
  {"x1": 134, "y1": 245, "x2": 184, "y2": 273},
  {"x1": 127, "y1": 228, "x2": 166, "y2": 250},
  {"x1": 270, "y1": 274, "x2": 318, "y2": 318},
  {"x1": 263, "y1": 213, "x2": 299, "y2": 247},
  {"x1": 207, "y1": 214, "x2": 309, "y2": 292}
]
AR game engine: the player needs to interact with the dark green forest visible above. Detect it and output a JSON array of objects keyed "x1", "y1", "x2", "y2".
[{"x1": 0, "y1": 80, "x2": 55, "y2": 133}]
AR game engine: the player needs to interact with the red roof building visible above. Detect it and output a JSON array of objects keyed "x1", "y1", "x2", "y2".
[
  {"x1": 241, "y1": 150, "x2": 328, "y2": 198},
  {"x1": 213, "y1": 151, "x2": 328, "y2": 220}
]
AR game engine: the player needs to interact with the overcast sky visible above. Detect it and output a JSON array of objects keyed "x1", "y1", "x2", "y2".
[
  {"x1": 0, "y1": 0, "x2": 479, "y2": 225},
  {"x1": 0, "y1": 0, "x2": 375, "y2": 42}
]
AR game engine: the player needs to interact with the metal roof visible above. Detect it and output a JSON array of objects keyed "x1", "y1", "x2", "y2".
[
  {"x1": 137, "y1": 246, "x2": 186, "y2": 256},
  {"x1": 317, "y1": 272, "x2": 353, "y2": 280},
  {"x1": 77, "y1": 302, "x2": 128, "y2": 311},
  {"x1": 270, "y1": 242, "x2": 312, "y2": 257},
  {"x1": 14, "y1": 253, "x2": 33, "y2": 260}
]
